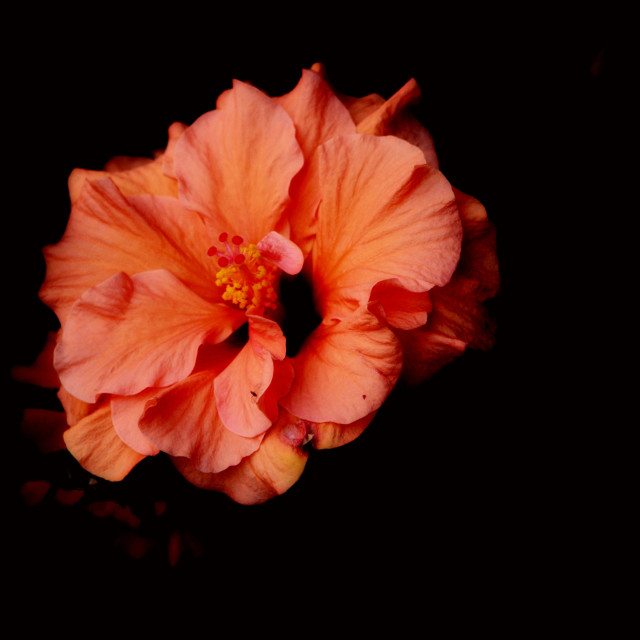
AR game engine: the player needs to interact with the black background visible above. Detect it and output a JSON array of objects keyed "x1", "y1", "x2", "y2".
[{"x1": 4, "y1": 5, "x2": 624, "y2": 628}]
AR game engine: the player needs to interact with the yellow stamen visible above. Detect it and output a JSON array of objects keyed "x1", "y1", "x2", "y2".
[{"x1": 215, "y1": 244, "x2": 278, "y2": 314}]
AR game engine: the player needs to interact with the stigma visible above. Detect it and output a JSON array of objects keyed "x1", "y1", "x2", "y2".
[{"x1": 208, "y1": 233, "x2": 278, "y2": 315}]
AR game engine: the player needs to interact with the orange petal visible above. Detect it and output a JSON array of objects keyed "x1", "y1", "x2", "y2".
[
  {"x1": 275, "y1": 67, "x2": 356, "y2": 161},
  {"x1": 111, "y1": 389, "x2": 162, "y2": 456},
  {"x1": 55, "y1": 270, "x2": 245, "y2": 403},
  {"x1": 67, "y1": 122, "x2": 184, "y2": 204},
  {"x1": 453, "y1": 188, "x2": 500, "y2": 298},
  {"x1": 172, "y1": 411, "x2": 309, "y2": 505},
  {"x1": 63, "y1": 405, "x2": 145, "y2": 481},
  {"x1": 368, "y1": 279, "x2": 432, "y2": 330},
  {"x1": 399, "y1": 188, "x2": 500, "y2": 384},
  {"x1": 307, "y1": 411, "x2": 377, "y2": 450},
  {"x1": 398, "y1": 330, "x2": 467, "y2": 385},
  {"x1": 275, "y1": 67, "x2": 358, "y2": 258},
  {"x1": 57, "y1": 387, "x2": 98, "y2": 426},
  {"x1": 139, "y1": 365, "x2": 264, "y2": 474},
  {"x1": 213, "y1": 316, "x2": 287, "y2": 438},
  {"x1": 281, "y1": 307, "x2": 402, "y2": 424},
  {"x1": 41, "y1": 178, "x2": 220, "y2": 325},
  {"x1": 355, "y1": 78, "x2": 439, "y2": 168},
  {"x1": 174, "y1": 80, "x2": 304, "y2": 243},
  {"x1": 311, "y1": 134, "x2": 462, "y2": 319}
]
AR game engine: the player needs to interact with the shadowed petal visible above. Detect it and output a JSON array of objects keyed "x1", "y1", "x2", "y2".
[
  {"x1": 307, "y1": 411, "x2": 377, "y2": 450},
  {"x1": 368, "y1": 279, "x2": 432, "y2": 330},
  {"x1": 63, "y1": 406, "x2": 145, "y2": 481},
  {"x1": 311, "y1": 134, "x2": 462, "y2": 319},
  {"x1": 354, "y1": 78, "x2": 439, "y2": 168},
  {"x1": 281, "y1": 307, "x2": 402, "y2": 424},
  {"x1": 174, "y1": 80, "x2": 304, "y2": 242},
  {"x1": 55, "y1": 270, "x2": 245, "y2": 403}
]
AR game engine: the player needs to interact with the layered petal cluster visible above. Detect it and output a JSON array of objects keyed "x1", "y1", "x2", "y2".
[{"x1": 30, "y1": 63, "x2": 498, "y2": 504}]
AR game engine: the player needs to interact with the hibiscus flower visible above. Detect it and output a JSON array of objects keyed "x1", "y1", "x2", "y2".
[{"x1": 25, "y1": 63, "x2": 498, "y2": 505}]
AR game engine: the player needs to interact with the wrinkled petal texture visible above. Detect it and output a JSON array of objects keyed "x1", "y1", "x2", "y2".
[
  {"x1": 140, "y1": 368, "x2": 263, "y2": 474},
  {"x1": 214, "y1": 316, "x2": 287, "y2": 438},
  {"x1": 174, "y1": 80, "x2": 304, "y2": 243},
  {"x1": 282, "y1": 307, "x2": 402, "y2": 424},
  {"x1": 41, "y1": 178, "x2": 221, "y2": 325},
  {"x1": 400, "y1": 189, "x2": 500, "y2": 384},
  {"x1": 311, "y1": 134, "x2": 462, "y2": 320},
  {"x1": 63, "y1": 406, "x2": 145, "y2": 482},
  {"x1": 55, "y1": 270, "x2": 245, "y2": 403}
]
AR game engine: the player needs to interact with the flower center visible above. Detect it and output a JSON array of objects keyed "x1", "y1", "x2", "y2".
[{"x1": 208, "y1": 233, "x2": 278, "y2": 314}]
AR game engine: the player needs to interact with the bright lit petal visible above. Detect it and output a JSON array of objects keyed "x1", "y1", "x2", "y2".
[
  {"x1": 139, "y1": 365, "x2": 264, "y2": 474},
  {"x1": 111, "y1": 389, "x2": 162, "y2": 456},
  {"x1": 281, "y1": 307, "x2": 402, "y2": 424},
  {"x1": 213, "y1": 316, "x2": 287, "y2": 438},
  {"x1": 55, "y1": 270, "x2": 245, "y2": 403},
  {"x1": 311, "y1": 134, "x2": 462, "y2": 319},
  {"x1": 41, "y1": 177, "x2": 220, "y2": 324},
  {"x1": 63, "y1": 406, "x2": 145, "y2": 481},
  {"x1": 174, "y1": 80, "x2": 304, "y2": 242}
]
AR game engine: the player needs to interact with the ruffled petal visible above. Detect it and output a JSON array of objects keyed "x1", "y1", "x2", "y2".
[
  {"x1": 275, "y1": 67, "x2": 356, "y2": 161},
  {"x1": 67, "y1": 122, "x2": 183, "y2": 204},
  {"x1": 172, "y1": 411, "x2": 309, "y2": 505},
  {"x1": 311, "y1": 134, "x2": 462, "y2": 320},
  {"x1": 111, "y1": 389, "x2": 162, "y2": 456},
  {"x1": 57, "y1": 387, "x2": 98, "y2": 426},
  {"x1": 139, "y1": 365, "x2": 264, "y2": 474},
  {"x1": 368, "y1": 279, "x2": 432, "y2": 330},
  {"x1": 399, "y1": 189, "x2": 500, "y2": 385},
  {"x1": 213, "y1": 316, "x2": 287, "y2": 438},
  {"x1": 63, "y1": 405, "x2": 145, "y2": 481},
  {"x1": 354, "y1": 78, "x2": 439, "y2": 168},
  {"x1": 174, "y1": 80, "x2": 304, "y2": 242},
  {"x1": 275, "y1": 67, "x2": 357, "y2": 257},
  {"x1": 281, "y1": 307, "x2": 402, "y2": 424},
  {"x1": 41, "y1": 177, "x2": 220, "y2": 324},
  {"x1": 55, "y1": 270, "x2": 245, "y2": 403}
]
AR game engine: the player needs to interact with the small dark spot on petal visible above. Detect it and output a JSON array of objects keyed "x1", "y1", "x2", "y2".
[
  {"x1": 362, "y1": 394, "x2": 367, "y2": 399},
  {"x1": 250, "y1": 390, "x2": 257, "y2": 397}
]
